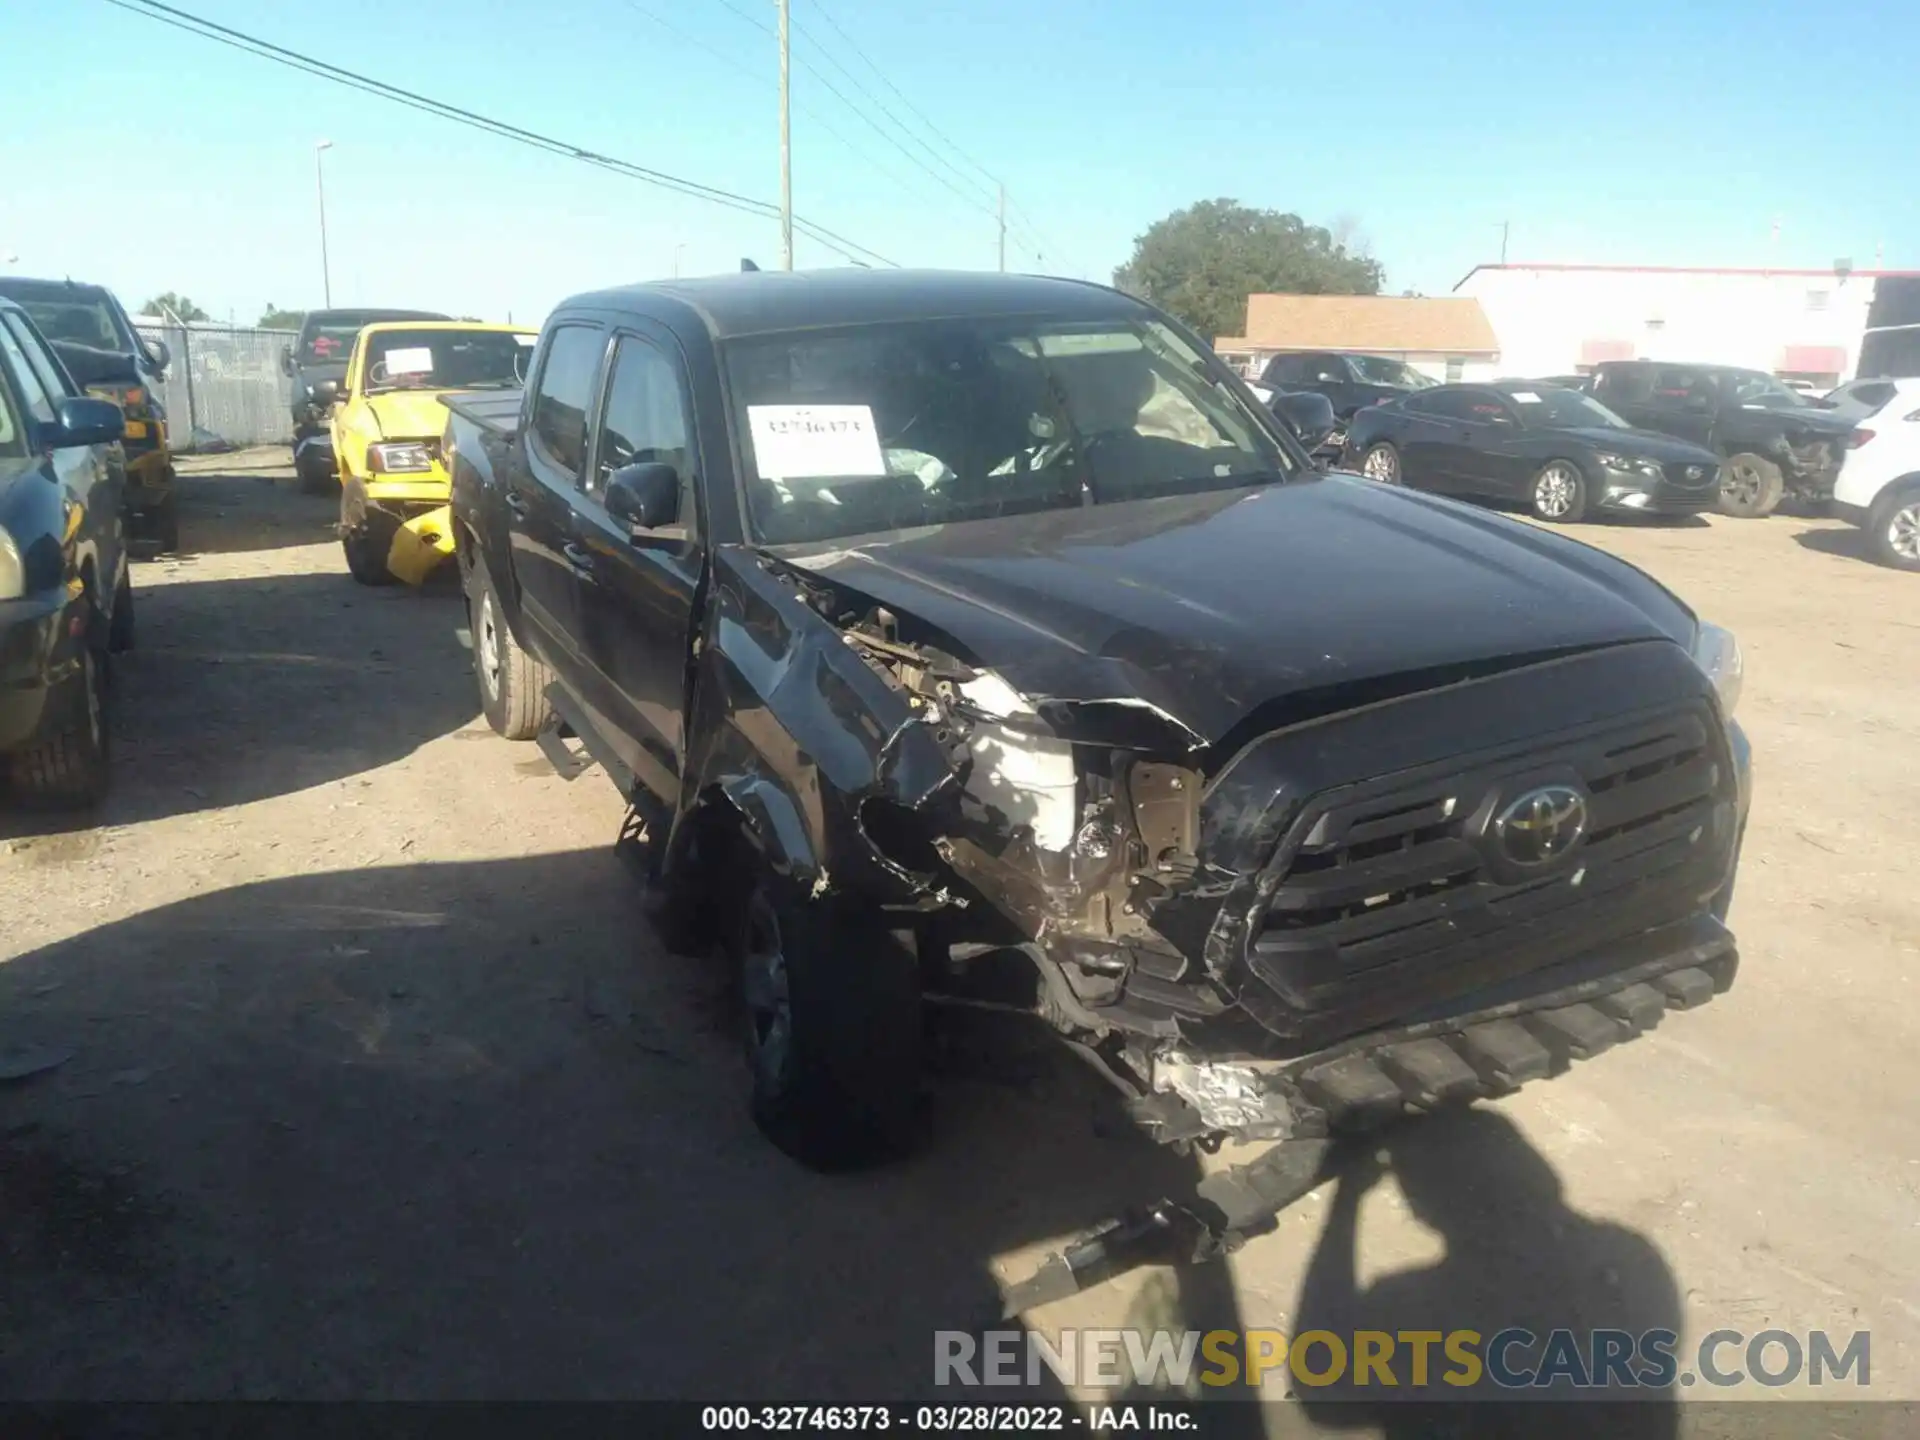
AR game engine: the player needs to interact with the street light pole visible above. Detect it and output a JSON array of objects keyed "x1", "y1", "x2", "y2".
[
  {"x1": 315, "y1": 140, "x2": 334, "y2": 307},
  {"x1": 777, "y1": 0, "x2": 792, "y2": 270},
  {"x1": 673, "y1": 243, "x2": 685, "y2": 279}
]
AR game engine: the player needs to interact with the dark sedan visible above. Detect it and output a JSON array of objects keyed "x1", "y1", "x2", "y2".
[{"x1": 1343, "y1": 381, "x2": 1724, "y2": 523}]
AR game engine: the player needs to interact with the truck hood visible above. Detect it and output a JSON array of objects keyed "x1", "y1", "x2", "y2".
[
  {"x1": 776, "y1": 475, "x2": 1696, "y2": 748},
  {"x1": 363, "y1": 390, "x2": 461, "y2": 440}
]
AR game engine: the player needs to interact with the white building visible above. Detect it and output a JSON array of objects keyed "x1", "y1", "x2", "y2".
[{"x1": 1454, "y1": 263, "x2": 1920, "y2": 388}]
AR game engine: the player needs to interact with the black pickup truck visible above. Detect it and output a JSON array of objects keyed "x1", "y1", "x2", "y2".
[
  {"x1": 443, "y1": 271, "x2": 1750, "y2": 1266},
  {"x1": 1589, "y1": 360, "x2": 1856, "y2": 517}
]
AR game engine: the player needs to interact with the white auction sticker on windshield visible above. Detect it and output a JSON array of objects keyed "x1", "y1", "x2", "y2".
[
  {"x1": 747, "y1": 404, "x2": 886, "y2": 479},
  {"x1": 514, "y1": 333, "x2": 538, "y2": 346},
  {"x1": 383, "y1": 347, "x2": 435, "y2": 375},
  {"x1": 1511, "y1": 390, "x2": 1542, "y2": 403}
]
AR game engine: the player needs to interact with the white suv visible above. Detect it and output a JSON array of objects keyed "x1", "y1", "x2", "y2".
[{"x1": 1832, "y1": 377, "x2": 1920, "y2": 570}]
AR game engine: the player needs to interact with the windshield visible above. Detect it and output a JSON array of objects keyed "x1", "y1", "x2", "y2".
[
  {"x1": 15, "y1": 295, "x2": 127, "y2": 352},
  {"x1": 1508, "y1": 387, "x2": 1629, "y2": 429},
  {"x1": 358, "y1": 328, "x2": 533, "y2": 393},
  {"x1": 1722, "y1": 370, "x2": 1807, "y2": 408},
  {"x1": 1345, "y1": 354, "x2": 1436, "y2": 389},
  {"x1": 726, "y1": 316, "x2": 1296, "y2": 545}
]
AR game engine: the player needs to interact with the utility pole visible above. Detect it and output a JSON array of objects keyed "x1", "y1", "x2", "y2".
[
  {"x1": 1499, "y1": 220, "x2": 1509, "y2": 265},
  {"x1": 315, "y1": 140, "x2": 334, "y2": 306},
  {"x1": 998, "y1": 183, "x2": 1007, "y2": 272},
  {"x1": 777, "y1": 0, "x2": 792, "y2": 270}
]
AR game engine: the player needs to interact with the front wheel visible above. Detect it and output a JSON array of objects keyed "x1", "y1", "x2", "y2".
[
  {"x1": 1360, "y1": 442, "x2": 1402, "y2": 484},
  {"x1": 9, "y1": 640, "x2": 111, "y2": 810},
  {"x1": 1529, "y1": 460, "x2": 1588, "y2": 523},
  {"x1": 730, "y1": 872, "x2": 923, "y2": 1171},
  {"x1": 1716, "y1": 453, "x2": 1784, "y2": 518},
  {"x1": 341, "y1": 504, "x2": 398, "y2": 587},
  {"x1": 1867, "y1": 487, "x2": 1920, "y2": 571}
]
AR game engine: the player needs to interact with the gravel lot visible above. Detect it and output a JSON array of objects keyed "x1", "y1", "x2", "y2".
[{"x1": 2, "y1": 454, "x2": 1915, "y2": 1423}]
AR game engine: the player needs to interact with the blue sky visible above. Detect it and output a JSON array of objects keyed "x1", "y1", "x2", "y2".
[{"x1": 4, "y1": 0, "x2": 1914, "y2": 328}]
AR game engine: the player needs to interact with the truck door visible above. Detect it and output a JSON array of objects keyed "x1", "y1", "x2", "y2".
[
  {"x1": 1650, "y1": 366, "x2": 1718, "y2": 449},
  {"x1": 513, "y1": 322, "x2": 608, "y2": 681},
  {"x1": 571, "y1": 328, "x2": 705, "y2": 807}
]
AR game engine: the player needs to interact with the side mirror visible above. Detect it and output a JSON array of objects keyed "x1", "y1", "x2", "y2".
[
  {"x1": 280, "y1": 345, "x2": 294, "y2": 378},
  {"x1": 44, "y1": 396, "x2": 126, "y2": 449},
  {"x1": 1270, "y1": 390, "x2": 1338, "y2": 453},
  {"x1": 605, "y1": 461, "x2": 680, "y2": 534},
  {"x1": 145, "y1": 338, "x2": 171, "y2": 373}
]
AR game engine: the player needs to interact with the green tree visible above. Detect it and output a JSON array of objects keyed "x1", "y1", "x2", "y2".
[
  {"x1": 257, "y1": 303, "x2": 306, "y2": 330},
  {"x1": 1113, "y1": 199, "x2": 1384, "y2": 340},
  {"x1": 140, "y1": 292, "x2": 211, "y2": 322}
]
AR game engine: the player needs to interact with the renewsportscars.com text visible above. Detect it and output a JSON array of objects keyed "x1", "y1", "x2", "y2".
[{"x1": 936, "y1": 1327, "x2": 1871, "y2": 1391}]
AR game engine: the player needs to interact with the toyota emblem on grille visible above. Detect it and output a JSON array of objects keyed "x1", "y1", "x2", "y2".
[{"x1": 1492, "y1": 785, "x2": 1588, "y2": 867}]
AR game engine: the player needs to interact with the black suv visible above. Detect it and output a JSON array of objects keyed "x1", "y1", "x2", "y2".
[
  {"x1": 1589, "y1": 360, "x2": 1856, "y2": 517},
  {"x1": 282, "y1": 307, "x2": 448, "y2": 491}
]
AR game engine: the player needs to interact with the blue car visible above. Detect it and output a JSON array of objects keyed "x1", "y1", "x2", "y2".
[{"x1": 0, "y1": 298, "x2": 134, "y2": 809}]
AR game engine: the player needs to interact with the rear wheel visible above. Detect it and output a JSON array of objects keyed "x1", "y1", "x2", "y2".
[
  {"x1": 1867, "y1": 486, "x2": 1920, "y2": 571},
  {"x1": 108, "y1": 567, "x2": 135, "y2": 653},
  {"x1": 1529, "y1": 460, "x2": 1588, "y2": 523},
  {"x1": 1360, "y1": 442, "x2": 1401, "y2": 484},
  {"x1": 1716, "y1": 453, "x2": 1784, "y2": 518},
  {"x1": 10, "y1": 639, "x2": 111, "y2": 811},
  {"x1": 152, "y1": 493, "x2": 180, "y2": 554},
  {"x1": 729, "y1": 867, "x2": 922, "y2": 1170},
  {"x1": 296, "y1": 450, "x2": 334, "y2": 495},
  {"x1": 469, "y1": 554, "x2": 555, "y2": 740}
]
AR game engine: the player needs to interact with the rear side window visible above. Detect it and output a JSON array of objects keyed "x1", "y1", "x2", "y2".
[
  {"x1": 1593, "y1": 365, "x2": 1653, "y2": 404},
  {"x1": 532, "y1": 325, "x2": 606, "y2": 477},
  {"x1": 1406, "y1": 389, "x2": 1475, "y2": 420},
  {"x1": 1263, "y1": 354, "x2": 1304, "y2": 385},
  {"x1": 1851, "y1": 381, "x2": 1897, "y2": 413},
  {"x1": 1651, "y1": 367, "x2": 1711, "y2": 406}
]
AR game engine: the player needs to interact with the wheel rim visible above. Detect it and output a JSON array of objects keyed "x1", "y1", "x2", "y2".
[
  {"x1": 1890, "y1": 502, "x2": 1920, "y2": 561},
  {"x1": 477, "y1": 589, "x2": 503, "y2": 700},
  {"x1": 739, "y1": 890, "x2": 792, "y2": 1090},
  {"x1": 1535, "y1": 465, "x2": 1578, "y2": 518},
  {"x1": 1722, "y1": 463, "x2": 1763, "y2": 506},
  {"x1": 1362, "y1": 446, "x2": 1398, "y2": 482}
]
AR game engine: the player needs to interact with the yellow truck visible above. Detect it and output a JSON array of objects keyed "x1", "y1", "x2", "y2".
[{"x1": 329, "y1": 320, "x2": 537, "y2": 584}]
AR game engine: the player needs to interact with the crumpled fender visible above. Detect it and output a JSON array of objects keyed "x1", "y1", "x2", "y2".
[
  {"x1": 663, "y1": 547, "x2": 957, "y2": 901},
  {"x1": 386, "y1": 505, "x2": 456, "y2": 586}
]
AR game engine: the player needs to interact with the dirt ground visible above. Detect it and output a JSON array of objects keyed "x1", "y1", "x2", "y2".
[{"x1": 2, "y1": 453, "x2": 1915, "y2": 1423}]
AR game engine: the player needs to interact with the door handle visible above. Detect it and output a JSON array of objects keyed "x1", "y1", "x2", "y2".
[
  {"x1": 502, "y1": 489, "x2": 529, "y2": 517},
  {"x1": 563, "y1": 541, "x2": 596, "y2": 575}
]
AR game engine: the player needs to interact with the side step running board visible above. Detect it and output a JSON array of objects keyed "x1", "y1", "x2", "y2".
[{"x1": 540, "y1": 682, "x2": 637, "y2": 797}]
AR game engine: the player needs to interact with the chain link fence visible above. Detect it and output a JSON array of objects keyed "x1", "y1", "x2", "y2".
[{"x1": 134, "y1": 321, "x2": 297, "y2": 453}]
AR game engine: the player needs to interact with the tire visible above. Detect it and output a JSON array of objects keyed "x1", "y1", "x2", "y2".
[
  {"x1": 469, "y1": 554, "x2": 555, "y2": 740},
  {"x1": 1866, "y1": 486, "x2": 1920, "y2": 572},
  {"x1": 1716, "y1": 452, "x2": 1784, "y2": 518},
  {"x1": 1359, "y1": 442, "x2": 1402, "y2": 484},
  {"x1": 296, "y1": 451, "x2": 335, "y2": 495},
  {"x1": 10, "y1": 641, "x2": 111, "y2": 811},
  {"x1": 152, "y1": 493, "x2": 180, "y2": 554},
  {"x1": 1529, "y1": 460, "x2": 1588, "y2": 523},
  {"x1": 728, "y1": 870, "x2": 922, "y2": 1170},
  {"x1": 341, "y1": 506, "x2": 398, "y2": 587},
  {"x1": 108, "y1": 566, "x2": 135, "y2": 653}
]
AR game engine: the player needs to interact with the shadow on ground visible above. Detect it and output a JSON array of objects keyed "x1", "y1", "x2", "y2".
[
  {"x1": 1790, "y1": 523, "x2": 1876, "y2": 563},
  {"x1": 166, "y1": 467, "x2": 342, "y2": 560},
  {"x1": 0, "y1": 852, "x2": 1683, "y2": 1425},
  {"x1": 0, "y1": 568, "x2": 471, "y2": 837},
  {"x1": 0, "y1": 849, "x2": 1241, "y2": 1403}
]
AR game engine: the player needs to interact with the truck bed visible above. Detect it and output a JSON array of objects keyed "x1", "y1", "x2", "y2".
[{"x1": 441, "y1": 388, "x2": 523, "y2": 438}]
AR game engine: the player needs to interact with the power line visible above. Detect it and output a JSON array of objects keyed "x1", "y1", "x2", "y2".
[
  {"x1": 99, "y1": 0, "x2": 896, "y2": 268},
  {"x1": 702, "y1": 0, "x2": 1001, "y2": 224},
  {"x1": 622, "y1": 0, "x2": 994, "y2": 237}
]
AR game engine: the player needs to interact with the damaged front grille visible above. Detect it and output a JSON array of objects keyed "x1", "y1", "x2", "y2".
[{"x1": 1244, "y1": 706, "x2": 1732, "y2": 1023}]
